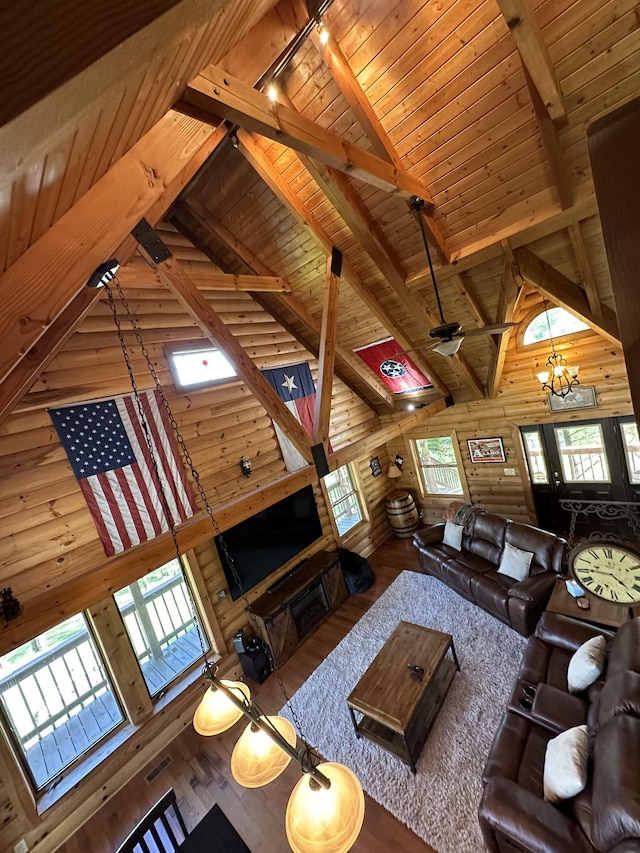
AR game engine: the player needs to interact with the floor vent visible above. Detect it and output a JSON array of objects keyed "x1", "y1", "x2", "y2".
[{"x1": 144, "y1": 754, "x2": 173, "y2": 784}]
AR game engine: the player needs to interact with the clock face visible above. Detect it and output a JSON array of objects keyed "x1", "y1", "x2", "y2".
[{"x1": 570, "y1": 543, "x2": 640, "y2": 604}]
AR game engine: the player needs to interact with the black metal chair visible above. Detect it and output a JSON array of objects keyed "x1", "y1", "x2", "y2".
[{"x1": 114, "y1": 789, "x2": 188, "y2": 853}]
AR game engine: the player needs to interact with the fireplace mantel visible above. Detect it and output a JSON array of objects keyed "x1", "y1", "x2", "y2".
[{"x1": 248, "y1": 551, "x2": 348, "y2": 667}]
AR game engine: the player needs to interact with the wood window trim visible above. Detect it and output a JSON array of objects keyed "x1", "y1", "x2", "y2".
[
  {"x1": 320, "y1": 462, "x2": 369, "y2": 545},
  {"x1": 0, "y1": 549, "x2": 223, "y2": 816},
  {"x1": 410, "y1": 431, "x2": 470, "y2": 502}
]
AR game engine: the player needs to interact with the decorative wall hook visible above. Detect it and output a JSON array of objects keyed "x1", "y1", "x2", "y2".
[
  {"x1": 1, "y1": 588, "x2": 22, "y2": 625},
  {"x1": 240, "y1": 457, "x2": 252, "y2": 478}
]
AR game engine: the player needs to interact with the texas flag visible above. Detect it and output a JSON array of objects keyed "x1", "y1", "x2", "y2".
[
  {"x1": 261, "y1": 362, "x2": 329, "y2": 472},
  {"x1": 353, "y1": 337, "x2": 433, "y2": 394}
]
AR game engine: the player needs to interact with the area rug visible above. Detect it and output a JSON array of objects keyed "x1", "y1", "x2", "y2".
[{"x1": 280, "y1": 571, "x2": 527, "y2": 853}]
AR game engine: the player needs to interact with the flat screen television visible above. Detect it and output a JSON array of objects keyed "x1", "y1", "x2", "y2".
[{"x1": 215, "y1": 485, "x2": 323, "y2": 600}]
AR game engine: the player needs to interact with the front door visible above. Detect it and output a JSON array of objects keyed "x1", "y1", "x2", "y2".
[{"x1": 521, "y1": 417, "x2": 640, "y2": 540}]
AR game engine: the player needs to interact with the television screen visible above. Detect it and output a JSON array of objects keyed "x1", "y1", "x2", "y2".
[{"x1": 215, "y1": 485, "x2": 323, "y2": 600}]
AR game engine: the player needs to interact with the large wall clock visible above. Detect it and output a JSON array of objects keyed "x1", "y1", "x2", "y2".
[{"x1": 569, "y1": 542, "x2": 640, "y2": 604}]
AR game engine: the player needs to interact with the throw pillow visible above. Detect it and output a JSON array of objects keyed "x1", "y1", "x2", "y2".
[
  {"x1": 543, "y1": 724, "x2": 590, "y2": 802},
  {"x1": 567, "y1": 635, "x2": 607, "y2": 694},
  {"x1": 497, "y1": 542, "x2": 534, "y2": 581},
  {"x1": 442, "y1": 521, "x2": 463, "y2": 551}
]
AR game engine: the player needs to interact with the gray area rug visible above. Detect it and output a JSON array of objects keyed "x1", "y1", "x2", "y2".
[{"x1": 280, "y1": 571, "x2": 527, "y2": 853}]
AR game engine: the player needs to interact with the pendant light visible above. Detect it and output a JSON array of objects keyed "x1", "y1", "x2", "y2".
[
  {"x1": 99, "y1": 230, "x2": 364, "y2": 853},
  {"x1": 536, "y1": 301, "x2": 579, "y2": 398}
]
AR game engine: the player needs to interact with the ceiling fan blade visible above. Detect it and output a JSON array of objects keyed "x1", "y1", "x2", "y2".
[{"x1": 461, "y1": 322, "x2": 517, "y2": 337}]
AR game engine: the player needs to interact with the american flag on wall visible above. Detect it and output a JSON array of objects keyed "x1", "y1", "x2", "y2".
[
  {"x1": 261, "y1": 362, "x2": 330, "y2": 473},
  {"x1": 49, "y1": 390, "x2": 197, "y2": 557}
]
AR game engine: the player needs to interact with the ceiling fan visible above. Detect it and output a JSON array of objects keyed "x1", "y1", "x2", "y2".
[{"x1": 410, "y1": 198, "x2": 516, "y2": 357}]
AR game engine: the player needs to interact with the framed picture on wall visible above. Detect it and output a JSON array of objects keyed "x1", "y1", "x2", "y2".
[
  {"x1": 369, "y1": 456, "x2": 382, "y2": 477},
  {"x1": 467, "y1": 437, "x2": 506, "y2": 464},
  {"x1": 547, "y1": 385, "x2": 597, "y2": 412}
]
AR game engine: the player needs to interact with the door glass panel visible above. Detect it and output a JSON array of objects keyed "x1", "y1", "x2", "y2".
[
  {"x1": 554, "y1": 424, "x2": 610, "y2": 483},
  {"x1": 621, "y1": 422, "x2": 640, "y2": 484},
  {"x1": 522, "y1": 430, "x2": 549, "y2": 483}
]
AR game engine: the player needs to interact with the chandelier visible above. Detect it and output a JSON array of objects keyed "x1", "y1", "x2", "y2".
[
  {"x1": 535, "y1": 303, "x2": 579, "y2": 398},
  {"x1": 101, "y1": 251, "x2": 365, "y2": 852}
]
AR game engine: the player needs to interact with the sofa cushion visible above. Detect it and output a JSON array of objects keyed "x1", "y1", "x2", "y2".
[
  {"x1": 567, "y1": 636, "x2": 607, "y2": 694},
  {"x1": 607, "y1": 618, "x2": 640, "y2": 678},
  {"x1": 543, "y1": 724, "x2": 590, "y2": 802},
  {"x1": 466, "y1": 512, "x2": 507, "y2": 564},
  {"x1": 598, "y1": 670, "x2": 640, "y2": 728},
  {"x1": 442, "y1": 520, "x2": 463, "y2": 550},
  {"x1": 591, "y1": 716, "x2": 640, "y2": 851},
  {"x1": 506, "y1": 521, "x2": 565, "y2": 576},
  {"x1": 498, "y1": 542, "x2": 534, "y2": 581},
  {"x1": 470, "y1": 571, "x2": 512, "y2": 623}
]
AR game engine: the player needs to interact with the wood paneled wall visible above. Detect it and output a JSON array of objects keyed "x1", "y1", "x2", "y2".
[{"x1": 385, "y1": 312, "x2": 632, "y2": 525}]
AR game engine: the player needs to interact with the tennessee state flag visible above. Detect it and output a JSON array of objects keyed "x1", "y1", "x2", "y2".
[
  {"x1": 261, "y1": 362, "x2": 330, "y2": 472},
  {"x1": 353, "y1": 337, "x2": 432, "y2": 394}
]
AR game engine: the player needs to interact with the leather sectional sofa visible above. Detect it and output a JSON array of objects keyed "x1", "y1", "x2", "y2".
[
  {"x1": 412, "y1": 512, "x2": 566, "y2": 636},
  {"x1": 479, "y1": 613, "x2": 640, "y2": 852}
]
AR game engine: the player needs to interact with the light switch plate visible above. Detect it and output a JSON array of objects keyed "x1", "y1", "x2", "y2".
[
  {"x1": 14, "y1": 840, "x2": 29, "y2": 853},
  {"x1": 504, "y1": 468, "x2": 516, "y2": 476}
]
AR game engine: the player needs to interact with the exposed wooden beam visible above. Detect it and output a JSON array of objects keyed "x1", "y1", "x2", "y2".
[
  {"x1": 180, "y1": 65, "x2": 433, "y2": 202},
  {"x1": 486, "y1": 260, "x2": 520, "y2": 398},
  {"x1": 588, "y1": 98, "x2": 640, "y2": 427},
  {"x1": 236, "y1": 129, "x2": 452, "y2": 399},
  {"x1": 0, "y1": 288, "x2": 102, "y2": 428},
  {"x1": 139, "y1": 251, "x2": 315, "y2": 462},
  {"x1": 1, "y1": 401, "x2": 445, "y2": 652},
  {"x1": 495, "y1": 0, "x2": 566, "y2": 125},
  {"x1": 407, "y1": 185, "x2": 599, "y2": 288},
  {"x1": 313, "y1": 248, "x2": 341, "y2": 445},
  {"x1": 117, "y1": 264, "x2": 289, "y2": 292},
  {"x1": 0, "y1": 110, "x2": 225, "y2": 388},
  {"x1": 171, "y1": 201, "x2": 395, "y2": 410},
  {"x1": 172, "y1": 202, "x2": 395, "y2": 411},
  {"x1": 514, "y1": 247, "x2": 621, "y2": 345},
  {"x1": 567, "y1": 222, "x2": 603, "y2": 318},
  {"x1": 449, "y1": 273, "x2": 495, "y2": 347},
  {"x1": 310, "y1": 30, "x2": 449, "y2": 263},
  {"x1": 523, "y1": 67, "x2": 572, "y2": 209}
]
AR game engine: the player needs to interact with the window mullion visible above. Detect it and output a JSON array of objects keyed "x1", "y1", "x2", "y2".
[{"x1": 87, "y1": 597, "x2": 153, "y2": 726}]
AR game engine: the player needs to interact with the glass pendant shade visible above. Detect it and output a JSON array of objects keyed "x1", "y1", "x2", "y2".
[
  {"x1": 536, "y1": 370, "x2": 550, "y2": 384},
  {"x1": 193, "y1": 679, "x2": 251, "y2": 736},
  {"x1": 231, "y1": 715, "x2": 297, "y2": 787},
  {"x1": 285, "y1": 762, "x2": 365, "y2": 853}
]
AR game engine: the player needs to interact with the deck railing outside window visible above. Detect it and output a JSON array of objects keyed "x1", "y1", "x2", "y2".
[
  {"x1": 324, "y1": 466, "x2": 363, "y2": 536},
  {"x1": 114, "y1": 559, "x2": 208, "y2": 697},
  {"x1": 414, "y1": 437, "x2": 463, "y2": 496},
  {"x1": 0, "y1": 615, "x2": 124, "y2": 789}
]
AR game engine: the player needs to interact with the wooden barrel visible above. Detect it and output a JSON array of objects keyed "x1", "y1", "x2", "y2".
[{"x1": 386, "y1": 492, "x2": 420, "y2": 538}]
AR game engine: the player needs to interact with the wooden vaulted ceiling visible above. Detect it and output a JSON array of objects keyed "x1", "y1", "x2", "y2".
[{"x1": 0, "y1": 0, "x2": 637, "y2": 423}]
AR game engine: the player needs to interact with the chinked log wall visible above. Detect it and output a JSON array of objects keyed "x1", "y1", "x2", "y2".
[{"x1": 0, "y1": 284, "x2": 396, "y2": 851}]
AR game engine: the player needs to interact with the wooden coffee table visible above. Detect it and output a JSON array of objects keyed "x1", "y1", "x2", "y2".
[
  {"x1": 346, "y1": 621, "x2": 459, "y2": 773},
  {"x1": 546, "y1": 579, "x2": 629, "y2": 629}
]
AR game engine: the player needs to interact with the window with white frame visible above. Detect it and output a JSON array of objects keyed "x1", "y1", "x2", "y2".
[
  {"x1": 0, "y1": 613, "x2": 125, "y2": 790},
  {"x1": 323, "y1": 465, "x2": 364, "y2": 537},
  {"x1": 113, "y1": 558, "x2": 209, "y2": 697},
  {"x1": 167, "y1": 342, "x2": 236, "y2": 390},
  {"x1": 414, "y1": 436, "x2": 464, "y2": 496}
]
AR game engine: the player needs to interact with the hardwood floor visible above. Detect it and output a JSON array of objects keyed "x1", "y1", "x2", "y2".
[{"x1": 58, "y1": 537, "x2": 438, "y2": 853}]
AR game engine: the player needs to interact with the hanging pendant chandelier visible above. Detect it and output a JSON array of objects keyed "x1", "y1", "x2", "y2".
[
  {"x1": 100, "y1": 239, "x2": 364, "y2": 852},
  {"x1": 536, "y1": 302, "x2": 579, "y2": 398}
]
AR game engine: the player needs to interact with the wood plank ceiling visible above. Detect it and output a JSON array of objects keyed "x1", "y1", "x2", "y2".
[{"x1": 0, "y1": 0, "x2": 638, "y2": 413}]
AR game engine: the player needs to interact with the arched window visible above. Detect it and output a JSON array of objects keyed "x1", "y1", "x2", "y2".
[{"x1": 523, "y1": 307, "x2": 589, "y2": 345}]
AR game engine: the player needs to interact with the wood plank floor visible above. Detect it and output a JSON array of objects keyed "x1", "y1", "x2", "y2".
[{"x1": 58, "y1": 537, "x2": 440, "y2": 853}]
